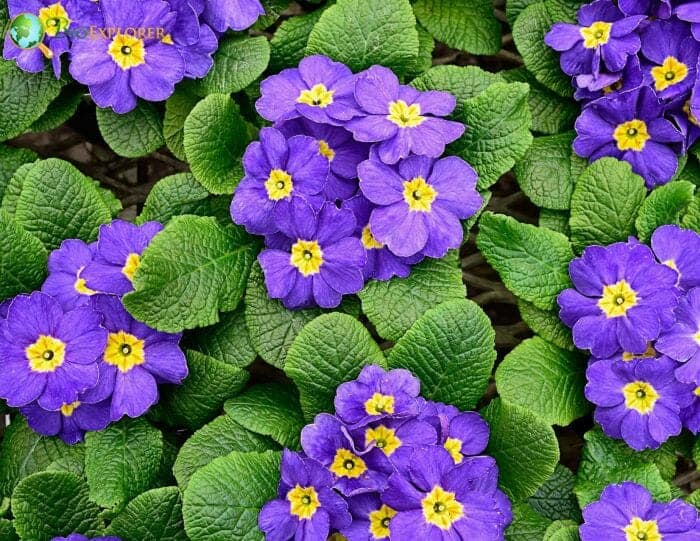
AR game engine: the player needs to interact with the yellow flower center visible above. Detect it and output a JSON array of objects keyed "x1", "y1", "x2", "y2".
[
  {"x1": 26, "y1": 335, "x2": 66, "y2": 373},
  {"x1": 318, "y1": 140, "x2": 335, "y2": 161},
  {"x1": 369, "y1": 505, "x2": 397, "y2": 539},
  {"x1": 651, "y1": 56, "x2": 688, "y2": 92},
  {"x1": 623, "y1": 381, "x2": 660, "y2": 414},
  {"x1": 329, "y1": 448, "x2": 367, "y2": 479},
  {"x1": 104, "y1": 331, "x2": 145, "y2": 373},
  {"x1": 613, "y1": 119, "x2": 650, "y2": 152},
  {"x1": 403, "y1": 176, "x2": 437, "y2": 212},
  {"x1": 60, "y1": 401, "x2": 80, "y2": 417},
  {"x1": 444, "y1": 437, "x2": 463, "y2": 464},
  {"x1": 695, "y1": 330, "x2": 700, "y2": 346},
  {"x1": 39, "y1": 2, "x2": 71, "y2": 37},
  {"x1": 122, "y1": 253, "x2": 141, "y2": 283},
  {"x1": 598, "y1": 280, "x2": 638, "y2": 318},
  {"x1": 622, "y1": 343, "x2": 657, "y2": 362},
  {"x1": 161, "y1": 34, "x2": 174, "y2": 45},
  {"x1": 108, "y1": 34, "x2": 146, "y2": 70},
  {"x1": 297, "y1": 84, "x2": 335, "y2": 108},
  {"x1": 422, "y1": 486, "x2": 464, "y2": 530},
  {"x1": 364, "y1": 392, "x2": 395, "y2": 416},
  {"x1": 264, "y1": 169, "x2": 293, "y2": 201},
  {"x1": 387, "y1": 100, "x2": 425, "y2": 128},
  {"x1": 580, "y1": 21, "x2": 612, "y2": 48},
  {"x1": 74, "y1": 267, "x2": 96, "y2": 296},
  {"x1": 694, "y1": 386, "x2": 700, "y2": 397},
  {"x1": 287, "y1": 485, "x2": 321, "y2": 520},
  {"x1": 290, "y1": 240, "x2": 324, "y2": 276},
  {"x1": 603, "y1": 80, "x2": 624, "y2": 94},
  {"x1": 624, "y1": 517, "x2": 661, "y2": 541},
  {"x1": 365, "y1": 425, "x2": 402, "y2": 456},
  {"x1": 361, "y1": 225, "x2": 384, "y2": 250},
  {"x1": 684, "y1": 100, "x2": 700, "y2": 127}
]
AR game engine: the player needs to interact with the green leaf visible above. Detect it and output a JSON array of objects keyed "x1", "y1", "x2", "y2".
[
  {"x1": 514, "y1": 132, "x2": 586, "y2": 210},
  {"x1": 482, "y1": 398, "x2": 559, "y2": 501},
  {"x1": 0, "y1": 60, "x2": 64, "y2": 142},
  {"x1": 528, "y1": 464, "x2": 582, "y2": 522},
  {"x1": 544, "y1": 521, "x2": 581, "y2": 541},
  {"x1": 570, "y1": 158, "x2": 647, "y2": 252},
  {"x1": 173, "y1": 415, "x2": 279, "y2": 490},
  {"x1": 244, "y1": 262, "x2": 323, "y2": 369},
  {"x1": 11, "y1": 472, "x2": 103, "y2": 541},
  {"x1": 123, "y1": 216, "x2": 258, "y2": 333},
  {"x1": 0, "y1": 418, "x2": 81, "y2": 497},
  {"x1": 545, "y1": 0, "x2": 586, "y2": 23},
  {"x1": 506, "y1": 0, "x2": 540, "y2": 26},
  {"x1": 0, "y1": 210, "x2": 47, "y2": 301},
  {"x1": 164, "y1": 89, "x2": 200, "y2": 162},
  {"x1": 539, "y1": 209, "x2": 570, "y2": 236},
  {"x1": 451, "y1": 82, "x2": 533, "y2": 189},
  {"x1": 518, "y1": 300, "x2": 574, "y2": 351},
  {"x1": 1, "y1": 163, "x2": 34, "y2": 216},
  {"x1": 512, "y1": 3, "x2": 572, "y2": 97},
  {"x1": 106, "y1": 487, "x2": 187, "y2": 541},
  {"x1": 359, "y1": 250, "x2": 465, "y2": 341},
  {"x1": 686, "y1": 490, "x2": 700, "y2": 510},
  {"x1": 635, "y1": 180, "x2": 696, "y2": 243},
  {"x1": 192, "y1": 36, "x2": 270, "y2": 96},
  {"x1": 496, "y1": 337, "x2": 589, "y2": 425},
  {"x1": 137, "y1": 173, "x2": 231, "y2": 226},
  {"x1": 96, "y1": 102, "x2": 164, "y2": 158},
  {"x1": 224, "y1": 383, "x2": 306, "y2": 449},
  {"x1": 0, "y1": 145, "x2": 36, "y2": 201},
  {"x1": 184, "y1": 94, "x2": 249, "y2": 194},
  {"x1": 184, "y1": 306, "x2": 256, "y2": 368},
  {"x1": 285, "y1": 313, "x2": 386, "y2": 421},
  {"x1": 155, "y1": 350, "x2": 249, "y2": 430},
  {"x1": 505, "y1": 502, "x2": 553, "y2": 541},
  {"x1": 411, "y1": 65, "x2": 504, "y2": 119},
  {"x1": 95, "y1": 182, "x2": 123, "y2": 218},
  {"x1": 574, "y1": 427, "x2": 674, "y2": 508},
  {"x1": 404, "y1": 26, "x2": 435, "y2": 79},
  {"x1": 269, "y1": 11, "x2": 324, "y2": 72},
  {"x1": 306, "y1": 0, "x2": 420, "y2": 75},
  {"x1": 28, "y1": 85, "x2": 82, "y2": 133},
  {"x1": 183, "y1": 451, "x2": 281, "y2": 541},
  {"x1": 84, "y1": 418, "x2": 163, "y2": 510},
  {"x1": 0, "y1": 519, "x2": 18, "y2": 541},
  {"x1": 477, "y1": 212, "x2": 574, "y2": 311},
  {"x1": 388, "y1": 299, "x2": 495, "y2": 410},
  {"x1": 252, "y1": 0, "x2": 290, "y2": 30},
  {"x1": 15, "y1": 159, "x2": 112, "y2": 250},
  {"x1": 682, "y1": 194, "x2": 700, "y2": 233},
  {"x1": 502, "y1": 68, "x2": 579, "y2": 135},
  {"x1": 413, "y1": 0, "x2": 501, "y2": 55}
]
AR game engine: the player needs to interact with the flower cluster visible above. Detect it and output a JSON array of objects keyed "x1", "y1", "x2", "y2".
[
  {"x1": 0, "y1": 220, "x2": 188, "y2": 444},
  {"x1": 544, "y1": 0, "x2": 700, "y2": 188},
  {"x1": 231, "y1": 55, "x2": 482, "y2": 310},
  {"x1": 558, "y1": 225, "x2": 700, "y2": 450},
  {"x1": 579, "y1": 481, "x2": 700, "y2": 540},
  {"x1": 3, "y1": 0, "x2": 264, "y2": 112},
  {"x1": 258, "y1": 365, "x2": 513, "y2": 540}
]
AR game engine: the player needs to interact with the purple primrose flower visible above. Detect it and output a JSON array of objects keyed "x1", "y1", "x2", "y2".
[
  {"x1": 558, "y1": 240, "x2": 679, "y2": 358},
  {"x1": 580, "y1": 482, "x2": 700, "y2": 540},
  {"x1": 21, "y1": 395, "x2": 111, "y2": 445},
  {"x1": 0, "y1": 292, "x2": 106, "y2": 410},
  {"x1": 347, "y1": 65, "x2": 465, "y2": 164},
  {"x1": 42, "y1": 239, "x2": 97, "y2": 311},
  {"x1": 257, "y1": 199, "x2": 365, "y2": 310},
  {"x1": 201, "y1": 0, "x2": 264, "y2": 32},
  {"x1": 651, "y1": 225, "x2": 700, "y2": 292},
  {"x1": 573, "y1": 86, "x2": 684, "y2": 188},
  {"x1": 231, "y1": 128, "x2": 329, "y2": 236},
  {"x1": 358, "y1": 154, "x2": 481, "y2": 258},
  {"x1": 656, "y1": 287, "x2": 700, "y2": 384}
]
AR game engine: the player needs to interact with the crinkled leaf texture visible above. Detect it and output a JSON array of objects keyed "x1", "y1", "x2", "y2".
[{"x1": 182, "y1": 451, "x2": 281, "y2": 541}]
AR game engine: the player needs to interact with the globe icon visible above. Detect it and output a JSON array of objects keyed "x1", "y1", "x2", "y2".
[{"x1": 8, "y1": 13, "x2": 45, "y2": 49}]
